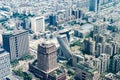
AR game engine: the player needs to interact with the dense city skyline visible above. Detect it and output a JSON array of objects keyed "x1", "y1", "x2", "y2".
[{"x1": 0, "y1": 0, "x2": 120, "y2": 80}]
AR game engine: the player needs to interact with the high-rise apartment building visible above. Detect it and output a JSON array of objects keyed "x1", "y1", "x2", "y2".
[
  {"x1": 111, "y1": 41, "x2": 117, "y2": 56},
  {"x1": 93, "y1": 34, "x2": 105, "y2": 43},
  {"x1": 2, "y1": 30, "x2": 29, "y2": 61},
  {"x1": 104, "y1": 43, "x2": 113, "y2": 56},
  {"x1": 31, "y1": 16, "x2": 45, "y2": 33},
  {"x1": 93, "y1": 21, "x2": 108, "y2": 34},
  {"x1": 112, "y1": 54, "x2": 120, "y2": 73},
  {"x1": 96, "y1": 43, "x2": 102, "y2": 57},
  {"x1": 98, "y1": 53, "x2": 110, "y2": 73},
  {"x1": 83, "y1": 38, "x2": 95, "y2": 55}
]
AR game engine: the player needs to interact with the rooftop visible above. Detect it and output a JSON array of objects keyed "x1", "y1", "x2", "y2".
[
  {"x1": 49, "y1": 67, "x2": 66, "y2": 77},
  {"x1": 77, "y1": 63, "x2": 97, "y2": 74},
  {"x1": 3, "y1": 30, "x2": 28, "y2": 36},
  {"x1": 39, "y1": 41, "x2": 55, "y2": 48}
]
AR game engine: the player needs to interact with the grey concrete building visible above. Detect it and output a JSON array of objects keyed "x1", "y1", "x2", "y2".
[
  {"x1": 98, "y1": 53, "x2": 110, "y2": 73},
  {"x1": 57, "y1": 35, "x2": 72, "y2": 59},
  {"x1": 75, "y1": 64, "x2": 100, "y2": 80},
  {"x1": 2, "y1": 30, "x2": 29, "y2": 61},
  {"x1": 96, "y1": 43, "x2": 102, "y2": 57},
  {"x1": 112, "y1": 54, "x2": 120, "y2": 73},
  {"x1": 83, "y1": 38, "x2": 95, "y2": 55}
]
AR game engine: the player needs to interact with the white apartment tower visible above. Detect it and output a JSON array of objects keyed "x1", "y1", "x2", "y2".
[{"x1": 31, "y1": 16, "x2": 45, "y2": 33}]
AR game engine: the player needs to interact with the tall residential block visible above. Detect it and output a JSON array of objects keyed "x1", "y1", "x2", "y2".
[
  {"x1": 2, "y1": 30, "x2": 29, "y2": 61},
  {"x1": 31, "y1": 16, "x2": 45, "y2": 33},
  {"x1": 83, "y1": 38, "x2": 95, "y2": 55},
  {"x1": 98, "y1": 53, "x2": 110, "y2": 73},
  {"x1": 112, "y1": 54, "x2": 120, "y2": 73}
]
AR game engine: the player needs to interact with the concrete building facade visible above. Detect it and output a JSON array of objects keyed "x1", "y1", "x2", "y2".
[{"x1": 2, "y1": 30, "x2": 29, "y2": 61}]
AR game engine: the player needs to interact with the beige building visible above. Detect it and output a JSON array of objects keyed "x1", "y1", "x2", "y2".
[{"x1": 75, "y1": 64, "x2": 100, "y2": 80}]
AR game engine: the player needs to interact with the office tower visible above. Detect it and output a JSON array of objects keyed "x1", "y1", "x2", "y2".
[
  {"x1": 83, "y1": 38, "x2": 95, "y2": 55},
  {"x1": 89, "y1": 0, "x2": 100, "y2": 12},
  {"x1": 112, "y1": 54, "x2": 120, "y2": 73},
  {"x1": 72, "y1": 9, "x2": 82, "y2": 19},
  {"x1": 98, "y1": 53, "x2": 110, "y2": 73},
  {"x1": 29, "y1": 42, "x2": 67, "y2": 80},
  {"x1": 57, "y1": 35, "x2": 72, "y2": 59},
  {"x1": 2, "y1": 30, "x2": 29, "y2": 61},
  {"x1": 37, "y1": 42, "x2": 58, "y2": 72},
  {"x1": 49, "y1": 14, "x2": 57, "y2": 26},
  {"x1": 0, "y1": 48, "x2": 10, "y2": 79},
  {"x1": 31, "y1": 16, "x2": 45, "y2": 33}
]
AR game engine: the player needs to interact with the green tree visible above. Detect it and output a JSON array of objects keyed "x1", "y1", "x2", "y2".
[{"x1": 23, "y1": 72, "x2": 32, "y2": 80}]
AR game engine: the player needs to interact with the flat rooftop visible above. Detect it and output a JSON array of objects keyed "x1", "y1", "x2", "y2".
[
  {"x1": 3, "y1": 30, "x2": 28, "y2": 36},
  {"x1": 77, "y1": 63, "x2": 96, "y2": 74}
]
